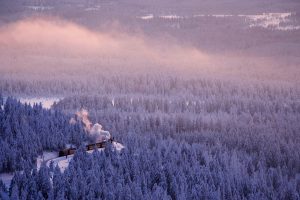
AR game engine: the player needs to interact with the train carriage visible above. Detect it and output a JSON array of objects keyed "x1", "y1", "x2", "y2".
[{"x1": 58, "y1": 138, "x2": 114, "y2": 157}]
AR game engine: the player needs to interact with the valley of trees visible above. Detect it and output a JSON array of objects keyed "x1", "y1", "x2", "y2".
[{"x1": 0, "y1": 75, "x2": 299, "y2": 199}]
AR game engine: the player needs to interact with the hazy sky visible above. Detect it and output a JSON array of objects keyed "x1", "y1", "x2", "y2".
[
  {"x1": 0, "y1": 17, "x2": 212, "y2": 74},
  {"x1": 0, "y1": 12, "x2": 299, "y2": 82}
]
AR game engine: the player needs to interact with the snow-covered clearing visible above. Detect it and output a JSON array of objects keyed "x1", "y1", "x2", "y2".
[
  {"x1": 18, "y1": 97, "x2": 61, "y2": 109},
  {"x1": 26, "y1": 6, "x2": 53, "y2": 11},
  {"x1": 242, "y1": 13, "x2": 300, "y2": 30},
  {"x1": 36, "y1": 151, "x2": 59, "y2": 170},
  {"x1": 0, "y1": 152, "x2": 57, "y2": 188},
  {"x1": 140, "y1": 14, "x2": 154, "y2": 20},
  {"x1": 84, "y1": 5, "x2": 101, "y2": 11},
  {"x1": 3, "y1": 96, "x2": 62, "y2": 109}
]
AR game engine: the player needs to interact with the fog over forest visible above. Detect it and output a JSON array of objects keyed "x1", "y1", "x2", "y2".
[{"x1": 1, "y1": 0, "x2": 300, "y2": 87}]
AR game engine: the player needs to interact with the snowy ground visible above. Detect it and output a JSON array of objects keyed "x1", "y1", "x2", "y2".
[
  {"x1": 42, "y1": 142, "x2": 124, "y2": 172},
  {"x1": 1, "y1": 142, "x2": 124, "y2": 187},
  {"x1": 0, "y1": 152, "x2": 58, "y2": 188},
  {"x1": 36, "y1": 151, "x2": 59, "y2": 170}
]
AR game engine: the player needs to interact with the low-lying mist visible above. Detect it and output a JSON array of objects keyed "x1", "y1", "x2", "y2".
[
  {"x1": 0, "y1": 17, "x2": 298, "y2": 83},
  {"x1": 0, "y1": 18, "x2": 210, "y2": 74}
]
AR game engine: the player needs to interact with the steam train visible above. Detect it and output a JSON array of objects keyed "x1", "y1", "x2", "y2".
[{"x1": 58, "y1": 138, "x2": 114, "y2": 157}]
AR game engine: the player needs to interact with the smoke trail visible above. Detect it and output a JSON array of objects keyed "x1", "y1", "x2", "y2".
[{"x1": 70, "y1": 109, "x2": 111, "y2": 142}]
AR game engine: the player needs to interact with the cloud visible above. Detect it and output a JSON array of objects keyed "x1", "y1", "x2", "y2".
[
  {"x1": 0, "y1": 17, "x2": 210, "y2": 75},
  {"x1": 0, "y1": 17, "x2": 296, "y2": 82}
]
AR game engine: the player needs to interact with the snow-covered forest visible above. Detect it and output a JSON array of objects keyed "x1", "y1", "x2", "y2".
[
  {"x1": 0, "y1": 74, "x2": 299, "y2": 199},
  {"x1": 0, "y1": 96, "x2": 87, "y2": 173}
]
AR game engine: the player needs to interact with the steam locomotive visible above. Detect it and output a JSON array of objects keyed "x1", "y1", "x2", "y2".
[{"x1": 58, "y1": 138, "x2": 114, "y2": 157}]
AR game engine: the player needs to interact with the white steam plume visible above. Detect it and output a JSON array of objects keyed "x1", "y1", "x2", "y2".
[{"x1": 70, "y1": 109, "x2": 111, "y2": 142}]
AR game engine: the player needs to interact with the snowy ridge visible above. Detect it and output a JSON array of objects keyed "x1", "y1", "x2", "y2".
[{"x1": 139, "y1": 12, "x2": 300, "y2": 31}]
